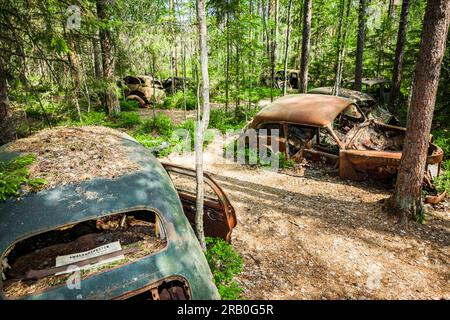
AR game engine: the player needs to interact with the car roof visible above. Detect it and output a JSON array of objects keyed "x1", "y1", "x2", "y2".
[
  {"x1": 309, "y1": 87, "x2": 375, "y2": 102},
  {"x1": 249, "y1": 94, "x2": 355, "y2": 128},
  {"x1": 0, "y1": 130, "x2": 185, "y2": 255}
]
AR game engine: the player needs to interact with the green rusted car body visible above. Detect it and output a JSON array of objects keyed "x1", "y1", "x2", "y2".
[{"x1": 0, "y1": 133, "x2": 236, "y2": 300}]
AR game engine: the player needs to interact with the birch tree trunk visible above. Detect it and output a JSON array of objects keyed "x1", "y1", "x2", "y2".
[
  {"x1": 389, "y1": 0, "x2": 411, "y2": 112},
  {"x1": 195, "y1": 0, "x2": 211, "y2": 251},
  {"x1": 282, "y1": 0, "x2": 293, "y2": 96},
  {"x1": 299, "y1": 0, "x2": 312, "y2": 93},
  {"x1": 389, "y1": 0, "x2": 450, "y2": 228},
  {"x1": 354, "y1": 0, "x2": 367, "y2": 92}
]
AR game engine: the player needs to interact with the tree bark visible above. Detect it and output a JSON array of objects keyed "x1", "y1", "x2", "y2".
[
  {"x1": 66, "y1": 32, "x2": 82, "y2": 121},
  {"x1": 0, "y1": 59, "x2": 15, "y2": 145},
  {"x1": 96, "y1": 0, "x2": 120, "y2": 116},
  {"x1": 389, "y1": 0, "x2": 411, "y2": 112},
  {"x1": 195, "y1": 0, "x2": 211, "y2": 251},
  {"x1": 268, "y1": 0, "x2": 279, "y2": 101},
  {"x1": 333, "y1": 0, "x2": 351, "y2": 96},
  {"x1": 92, "y1": 31, "x2": 103, "y2": 79},
  {"x1": 282, "y1": 0, "x2": 293, "y2": 96},
  {"x1": 225, "y1": 7, "x2": 230, "y2": 111},
  {"x1": 299, "y1": 0, "x2": 312, "y2": 93},
  {"x1": 389, "y1": 0, "x2": 450, "y2": 227},
  {"x1": 354, "y1": 0, "x2": 367, "y2": 92}
]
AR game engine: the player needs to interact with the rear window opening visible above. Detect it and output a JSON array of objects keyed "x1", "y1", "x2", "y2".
[
  {"x1": 2, "y1": 210, "x2": 167, "y2": 299},
  {"x1": 118, "y1": 278, "x2": 190, "y2": 300}
]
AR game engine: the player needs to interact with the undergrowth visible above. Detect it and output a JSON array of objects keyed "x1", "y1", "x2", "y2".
[{"x1": 205, "y1": 237, "x2": 244, "y2": 300}]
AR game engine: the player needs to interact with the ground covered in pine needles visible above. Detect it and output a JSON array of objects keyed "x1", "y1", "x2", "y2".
[{"x1": 163, "y1": 136, "x2": 449, "y2": 300}]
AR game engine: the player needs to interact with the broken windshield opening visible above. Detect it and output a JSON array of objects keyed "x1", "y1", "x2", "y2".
[{"x1": 2, "y1": 210, "x2": 167, "y2": 299}]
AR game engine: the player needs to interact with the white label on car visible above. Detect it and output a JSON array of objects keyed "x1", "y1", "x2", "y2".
[{"x1": 55, "y1": 241, "x2": 124, "y2": 275}]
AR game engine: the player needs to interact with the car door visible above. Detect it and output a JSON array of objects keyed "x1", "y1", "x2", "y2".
[{"x1": 162, "y1": 163, "x2": 237, "y2": 242}]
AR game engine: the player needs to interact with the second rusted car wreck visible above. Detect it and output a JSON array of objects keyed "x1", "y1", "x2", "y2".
[{"x1": 243, "y1": 94, "x2": 443, "y2": 181}]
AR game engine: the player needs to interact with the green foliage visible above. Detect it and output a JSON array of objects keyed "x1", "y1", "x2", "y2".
[
  {"x1": 433, "y1": 160, "x2": 450, "y2": 194},
  {"x1": 225, "y1": 141, "x2": 295, "y2": 170},
  {"x1": 111, "y1": 112, "x2": 142, "y2": 128},
  {"x1": 205, "y1": 237, "x2": 244, "y2": 300},
  {"x1": 431, "y1": 129, "x2": 450, "y2": 193},
  {"x1": 133, "y1": 134, "x2": 175, "y2": 158},
  {"x1": 209, "y1": 108, "x2": 259, "y2": 133},
  {"x1": 433, "y1": 129, "x2": 450, "y2": 161},
  {"x1": 0, "y1": 154, "x2": 47, "y2": 201},
  {"x1": 119, "y1": 99, "x2": 140, "y2": 111},
  {"x1": 162, "y1": 90, "x2": 196, "y2": 110},
  {"x1": 136, "y1": 113, "x2": 174, "y2": 137}
]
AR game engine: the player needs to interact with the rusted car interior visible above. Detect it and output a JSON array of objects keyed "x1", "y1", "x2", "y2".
[
  {"x1": 2, "y1": 209, "x2": 169, "y2": 299},
  {"x1": 308, "y1": 87, "x2": 398, "y2": 125},
  {"x1": 244, "y1": 94, "x2": 443, "y2": 181},
  {"x1": 163, "y1": 163, "x2": 237, "y2": 243}
]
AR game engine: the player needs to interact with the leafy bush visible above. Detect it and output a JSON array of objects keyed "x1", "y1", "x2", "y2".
[
  {"x1": 224, "y1": 141, "x2": 294, "y2": 169},
  {"x1": 79, "y1": 111, "x2": 141, "y2": 129},
  {"x1": 112, "y1": 112, "x2": 142, "y2": 128},
  {"x1": 209, "y1": 108, "x2": 259, "y2": 133},
  {"x1": 119, "y1": 99, "x2": 140, "y2": 111},
  {"x1": 162, "y1": 90, "x2": 196, "y2": 110},
  {"x1": 434, "y1": 160, "x2": 450, "y2": 193},
  {"x1": 432, "y1": 129, "x2": 450, "y2": 193},
  {"x1": 81, "y1": 112, "x2": 107, "y2": 125},
  {"x1": 136, "y1": 113, "x2": 174, "y2": 137},
  {"x1": 0, "y1": 154, "x2": 47, "y2": 201},
  {"x1": 205, "y1": 237, "x2": 244, "y2": 300},
  {"x1": 433, "y1": 129, "x2": 450, "y2": 161}
]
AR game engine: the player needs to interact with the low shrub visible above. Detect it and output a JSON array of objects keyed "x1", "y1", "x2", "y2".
[
  {"x1": 205, "y1": 237, "x2": 244, "y2": 300},
  {"x1": 162, "y1": 90, "x2": 196, "y2": 110},
  {"x1": 136, "y1": 113, "x2": 174, "y2": 137}
]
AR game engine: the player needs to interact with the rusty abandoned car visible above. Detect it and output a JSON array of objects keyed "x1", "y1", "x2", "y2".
[
  {"x1": 0, "y1": 127, "x2": 236, "y2": 300},
  {"x1": 243, "y1": 94, "x2": 443, "y2": 181},
  {"x1": 119, "y1": 75, "x2": 166, "y2": 107},
  {"x1": 308, "y1": 87, "x2": 398, "y2": 125}
]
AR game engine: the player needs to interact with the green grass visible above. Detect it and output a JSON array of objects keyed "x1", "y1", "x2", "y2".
[
  {"x1": 205, "y1": 237, "x2": 244, "y2": 300},
  {"x1": 224, "y1": 141, "x2": 295, "y2": 169},
  {"x1": 0, "y1": 154, "x2": 47, "y2": 201}
]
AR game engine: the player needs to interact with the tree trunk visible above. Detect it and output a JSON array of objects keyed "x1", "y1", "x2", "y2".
[
  {"x1": 354, "y1": 0, "x2": 367, "y2": 92},
  {"x1": 389, "y1": 0, "x2": 411, "y2": 112},
  {"x1": 333, "y1": 0, "x2": 350, "y2": 96},
  {"x1": 96, "y1": 0, "x2": 120, "y2": 116},
  {"x1": 282, "y1": 0, "x2": 293, "y2": 96},
  {"x1": 66, "y1": 32, "x2": 82, "y2": 121},
  {"x1": 268, "y1": 0, "x2": 278, "y2": 101},
  {"x1": 389, "y1": 0, "x2": 449, "y2": 227},
  {"x1": 92, "y1": 31, "x2": 103, "y2": 79},
  {"x1": 0, "y1": 60, "x2": 15, "y2": 145},
  {"x1": 195, "y1": 0, "x2": 211, "y2": 251},
  {"x1": 299, "y1": 0, "x2": 312, "y2": 93},
  {"x1": 225, "y1": 8, "x2": 230, "y2": 111}
]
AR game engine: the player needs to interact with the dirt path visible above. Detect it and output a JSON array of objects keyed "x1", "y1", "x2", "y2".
[{"x1": 163, "y1": 131, "x2": 449, "y2": 300}]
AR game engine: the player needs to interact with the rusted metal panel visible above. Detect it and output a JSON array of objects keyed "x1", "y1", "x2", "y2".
[
  {"x1": 162, "y1": 163, "x2": 237, "y2": 243},
  {"x1": 245, "y1": 94, "x2": 444, "y2": 182},
  {"x1": 248, "y1": 94, "x2": 356, "y2": 128}
]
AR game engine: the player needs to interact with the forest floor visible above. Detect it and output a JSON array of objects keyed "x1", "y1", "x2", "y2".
[
  {"x1": 138, "y1": 100, "x2": 272, "y2": 125},
  {"x1": 162, "y1": 131, "x2": 450, "y2": 300}
]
